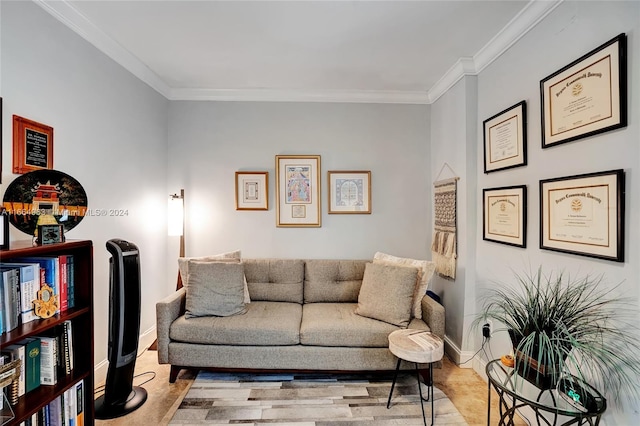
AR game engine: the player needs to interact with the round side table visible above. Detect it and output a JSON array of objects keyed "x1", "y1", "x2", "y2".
[{"x1": 387, "y1": 329, "x2": 444, "y2": 426}]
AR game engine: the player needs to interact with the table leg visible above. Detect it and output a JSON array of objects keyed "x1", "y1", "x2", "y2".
[
  {"x1": 386, "y1": 358, "x2": 402, "y2": 409},
  {"x1": 415, "y1": 362, "x2": 430, "y2": 426}
]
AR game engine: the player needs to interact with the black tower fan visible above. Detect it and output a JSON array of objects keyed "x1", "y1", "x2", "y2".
[{"x1": 95, "y1": 239, "x2": 148, "y2": 418}]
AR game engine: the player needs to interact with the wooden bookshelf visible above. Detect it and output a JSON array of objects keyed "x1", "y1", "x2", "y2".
[{"x1": 1, "y1": 240, "x2": 94, "y2": 425}]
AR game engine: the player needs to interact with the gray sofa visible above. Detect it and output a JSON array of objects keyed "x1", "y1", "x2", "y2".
[{"x1": 156, "y1": 259, "x2": 445, "y2": 382}]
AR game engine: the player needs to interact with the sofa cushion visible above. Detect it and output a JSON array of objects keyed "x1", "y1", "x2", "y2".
[
  {"x1": 178, "y1": 249, "x2": 250, "y2": 303},
  {"x1": 373, "y1": 251, "x2": 436, "y2": 319},
  {"x1": 243, "y1": 259, "x2": 304, "y2": 303},
  {"x1": 304, "y1": 260, "x2": 368, "y2": 303},
  {"x1": 355, "y1": 262, "x2": 418, "y2": 327},
  {"x1": 171, "y1": 301, "x2": 302, "y2": 345},
  {"x1": 184, "y1": 261, "x2": 247, "y2": 319},
  {"x1": 300, "y1": 303, "x2": 399, "y2": 347}
]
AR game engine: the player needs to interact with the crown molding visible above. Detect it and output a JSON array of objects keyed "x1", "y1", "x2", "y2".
[
  {"x1": 33, "y1": 0, "x2": 171, "y2": 98},
  {"x1": 169, "y1": 88, "x2": 430, "y2": 104},
  {"x1": 34, "y1": 0, "x2": 561, "y2": 104},
  {"x1": 428, "y1": 0, "x2": 562, "y2": 104}
]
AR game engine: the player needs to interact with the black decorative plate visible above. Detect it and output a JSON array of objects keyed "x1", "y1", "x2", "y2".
[{"x1": 2, "y1": 169, "x2": 88, "y2": 236}]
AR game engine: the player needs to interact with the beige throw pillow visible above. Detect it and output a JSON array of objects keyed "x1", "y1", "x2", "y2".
[
  {"x1": 373, "y1": 251, "x2": 435, "y2": 319},
  {"x1": 178, "y1": 249, "x2": 250, "y2": 303},
  {"x1": 355, "y1": 262, "x2": 418, "y2": 327},
  {"x1": 184, "y1": 261, "x2": 247, "y2": 319}
]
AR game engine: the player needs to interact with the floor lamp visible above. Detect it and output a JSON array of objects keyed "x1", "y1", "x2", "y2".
[
  {"x1": 149, "y1": 189, "x2": 185, "y2": 351},
  {"x1": 168, "y1": 189, "x2": 186, "y2": 289}
]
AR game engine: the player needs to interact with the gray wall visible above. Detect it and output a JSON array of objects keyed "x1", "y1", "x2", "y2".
[
  {"x1": 429, "y1": 76, "x2": 479, "y2": 361},
  {"x1": 167, "y1": 101, "x2": 432, "y2": 268},
  {"x1": 1, "y1": 1, "x2": 170, "y2": 381}
]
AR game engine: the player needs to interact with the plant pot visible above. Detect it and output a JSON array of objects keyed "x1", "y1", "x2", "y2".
[
  {"x1": 513, "y1": 349, "x2": 562, "y2": 390},
  {"x1": 508, "y1": 330, "x2": 564, "y2": 390}
]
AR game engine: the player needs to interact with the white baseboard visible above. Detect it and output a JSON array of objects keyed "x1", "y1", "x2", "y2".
[{"x1": 443, "y1": 335, "x2": 475, "y2": 368}]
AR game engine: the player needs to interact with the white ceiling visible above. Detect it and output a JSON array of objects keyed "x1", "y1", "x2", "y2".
[{"x1": 36, "y1": 0, "x2": 561, "y2": 103}]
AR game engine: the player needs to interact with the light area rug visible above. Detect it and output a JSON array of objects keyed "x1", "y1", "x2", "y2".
[{"x1": 170, "y1": 371, "x2": 469, "y2": 425}]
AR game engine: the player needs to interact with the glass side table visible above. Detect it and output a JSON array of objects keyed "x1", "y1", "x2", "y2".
[{"x1": 486, "y1": 359, "x2": 606, "y2": 426}]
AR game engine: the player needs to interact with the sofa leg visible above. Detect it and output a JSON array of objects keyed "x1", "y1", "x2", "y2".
[{"x1": 169, "y1": 365, "x2": 181, "y2": 383}]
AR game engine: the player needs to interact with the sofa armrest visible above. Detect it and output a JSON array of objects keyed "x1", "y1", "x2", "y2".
[
  {"x1": 156, "y1": 288, "x2": 186, "y2": 364},
  {"x1": 421, "y1": 295, "x2": 445, "y2": 340}
]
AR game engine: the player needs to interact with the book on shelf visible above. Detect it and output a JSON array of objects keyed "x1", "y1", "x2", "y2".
[
  {"x1": 75, "y1": 379, "x2": 84, "y2": 426},
  {"x1": 0, "y1": 267, "x2": 21, "y2": 332},
  {"x1": 17, "y1": 337, "x2": 41, "y2": 393},
  {"x1": 67, "y1": 255, "x2": 75, "y2": 309},
  {"x1": 48, "y1": 394, "x2": 62, "y2": 426},
  {"x1": 58, "y1": 254, "x2": 68, "y2": 313},
  {"x1": 41, "y1": 379, "x2": 84, "y2": 426},
  {"x1": 17, "y1": 256, "x2": 61, "y2": 315},
  {"x1": 37, "y1": 336, "x2": 58, "y2": 386},
  {"x1": 1, "y1": 262, "x2": 40, "y2": 324}
]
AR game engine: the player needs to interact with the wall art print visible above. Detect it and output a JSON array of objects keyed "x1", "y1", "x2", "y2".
[
  {"x1": 275, "y1": 155, "x2": 321, "y2": 227},
  {"x1": 2, "y1": 169, "x2": 88, "y2": 236},
  {"x1": 327, "y1": 170, "x2": 371, "y2": 214}
]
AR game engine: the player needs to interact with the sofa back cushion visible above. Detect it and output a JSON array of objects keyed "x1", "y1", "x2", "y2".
[
  {"x1": 243, "y1": 259, "x2": 304, "y2": 303},
  {"x1": 304, "y1": 260, "x2": 368, "y2": 303}
]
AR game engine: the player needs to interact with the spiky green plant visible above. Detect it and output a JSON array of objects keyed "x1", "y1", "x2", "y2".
[{"x1": 474, "y1": 266, "x2": 640, "y2": 403}]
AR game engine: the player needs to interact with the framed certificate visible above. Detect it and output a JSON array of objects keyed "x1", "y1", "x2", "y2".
[
  {"x1": 235, "y1": 171, "x2": 268, "y2": 210},
  {"x1": 12, "y1": 115, "x2": 54, "y2": 173},
  {"x1": 540, "y1": 33, "x2": 626, "y2": 148},
  {"x1": 540, "y1": 169, "x2": 624, "y2": 262},
  {"x1": 275, "y1": 155, "x2": 321, "y2": 227},
  {"x1": 328, "y1": 171, "x2": 371, "y2": 214},
  {"x1": 483, "y1": 185, "x2": 527, "y2": 248},
  {"x1": 483, "y1": 101, "x2": 527, "y2": 173}
]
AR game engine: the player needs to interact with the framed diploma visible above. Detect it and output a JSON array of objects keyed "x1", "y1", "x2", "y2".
[
  {"x1": 483, "y1": 101, "x2": 527, "y2": 173},
  {"x1": 540, "y1": 33, "x2": 626, "y2": 148},
  {"x1": 328, "y1": 171, "x2": 371, "y2": 214},
  {"x1": 483, "y1": 185, "x2": 527, "y2": 248},
  {"x1": 12, "y1": 115, "x2": 54, "y2": 173},
  {"x1": 235, "y1": 171, "x2": 268, "y2": 210},
  {"x1": 540, "y1": 169, "x2": 624, "y2": 262},
  {"x1": 276, "y1": 155, "x2": 321, "y2": 227}
]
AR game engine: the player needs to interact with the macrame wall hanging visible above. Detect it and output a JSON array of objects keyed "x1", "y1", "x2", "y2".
[{"x1": 432, "y1": 163, "x2": 459, "y2": 279}]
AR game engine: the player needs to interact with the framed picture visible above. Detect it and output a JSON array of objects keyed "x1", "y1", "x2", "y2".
[
  {"x1": 235, "y1": 171, "x2": 268, "y2": 210},
  {"x1": 540, "y1": 169, "x2": 624, "y2": 262},
  {"x1": 36, "y1": 224, "x2": 65, "y2": 245},
  {"x1": 275, "y1": 155, "x2": 321, "y2": 227},
  {"x1": 483, "y1": 101, "x2": 527, "y2": 173},
  {"x1": 540, "y1": 33, "x2": 627, "y2": 148},
  {"x1": 327, "y1": 170, "x2": 371, "y2": 214},
  {"x1": 483, "y1": 185, "x2": 527, "y2": 248},
  {"x1": 13, "y1": 115, "x2": 54, "y2": 174}
]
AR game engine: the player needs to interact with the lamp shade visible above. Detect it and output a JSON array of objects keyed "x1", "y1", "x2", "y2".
[{"x1": 167, "y1": 192, "x2": 184, "y2": 236}]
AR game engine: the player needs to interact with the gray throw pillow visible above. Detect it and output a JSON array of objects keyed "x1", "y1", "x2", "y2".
[
  {"x1": 355, "y1": 262, "x2": 418, "y2": 327},
  {"x1": 185, "y1": 261, "x2": 247, "y2": 319}
]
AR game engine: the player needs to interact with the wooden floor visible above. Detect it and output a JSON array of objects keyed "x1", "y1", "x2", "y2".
[{"x1": 94, "y1": 346, "x2": 525, "y2": 426}]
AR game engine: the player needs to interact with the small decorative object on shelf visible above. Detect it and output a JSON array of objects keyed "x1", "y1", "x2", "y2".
[
  {"x1": 33, "y1": 284, "x2": 59, "y2": 318},
  {"x1": 35, "y1": 224, "x2": 65, "y2": 245}
]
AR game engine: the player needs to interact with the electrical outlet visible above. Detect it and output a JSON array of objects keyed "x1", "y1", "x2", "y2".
[{"x1": 482, "y1": 321, "x2": 492, "y2": 338}]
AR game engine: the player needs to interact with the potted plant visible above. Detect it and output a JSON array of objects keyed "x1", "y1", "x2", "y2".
[{"x1": 474, "y1": 266, "x2": 640, "y2": 402}]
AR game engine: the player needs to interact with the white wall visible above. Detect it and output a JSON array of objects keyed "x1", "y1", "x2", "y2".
[
  {"x1": 166, "y1": 101, "x2": 433, "y2": 282},
  {"x1": 473, "y1": 1, "x2": 640, "y2": 423},
  {"x1": 1, "y1": 1, "x2": 170, "y2": 382}
]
